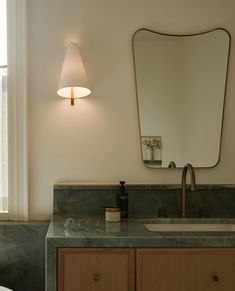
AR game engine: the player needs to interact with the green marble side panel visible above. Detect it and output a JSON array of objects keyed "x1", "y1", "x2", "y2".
[
  {"x1": 45, "y1": 238, "x2": 57, "y2": 291},
  {"x1": 0, "y1": 222, "x2": 49, "y2": 291}
]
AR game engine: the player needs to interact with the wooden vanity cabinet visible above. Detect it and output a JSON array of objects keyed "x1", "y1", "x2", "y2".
[
  {"x1": 58, "y1": 248, "x2": 135, "y2": 291},
  {"x1": 58, "y1": 248, "x2": 235, "y2": 291},
  {"x1": 137, "y1": 248, "x2": 235, "y2": 291}
]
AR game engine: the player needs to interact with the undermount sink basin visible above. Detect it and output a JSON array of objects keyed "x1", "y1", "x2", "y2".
[
  {"x1": 142, "y1": 218, "x2": 235, "y2": 232},
  {"x1": 144, "y1": 223, "x2": 235, "y2": 232}
]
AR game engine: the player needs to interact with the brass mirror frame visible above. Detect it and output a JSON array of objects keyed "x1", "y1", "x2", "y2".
[{"x1": 132, "y1": 28, "x2": 231, "y2": 169}]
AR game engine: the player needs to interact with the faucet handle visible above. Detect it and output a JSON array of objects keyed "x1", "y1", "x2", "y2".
[
  {"x1": 198, "y1": 208, "x2": 209, "y2": 218},
  {"x1": 158, "y1": 208, "x2": 168, "y2": 218}
]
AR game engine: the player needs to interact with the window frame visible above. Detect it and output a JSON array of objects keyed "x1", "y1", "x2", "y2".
[{"x1": 0, "y1": 0, "x2": 28, "y2": 221}]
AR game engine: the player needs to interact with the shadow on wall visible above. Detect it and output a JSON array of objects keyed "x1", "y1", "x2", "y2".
[{"x1": 0, "y1": 223, "x2": 49, "y2": 291}]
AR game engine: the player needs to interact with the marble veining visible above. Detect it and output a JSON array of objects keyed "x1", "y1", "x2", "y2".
[
  {"x1": 54, "y1": 184, "x2": 235, "y2": 217},
  {"x1": 46, "y1": 184, "x2": 235, "y2": 291},
  {"x1": 46, "y1": 214, "x2": 235, "y2": 291},
  {"x1": 47, "y1": 215, "x2": 235, "y2": 247},
  {"x1": 0, "y1": 222, "x2": 49, "y2": 291}
]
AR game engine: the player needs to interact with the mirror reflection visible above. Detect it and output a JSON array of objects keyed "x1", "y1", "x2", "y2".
[{"x1": 133, "y1": 29, "x2": 230, "y2": 168}]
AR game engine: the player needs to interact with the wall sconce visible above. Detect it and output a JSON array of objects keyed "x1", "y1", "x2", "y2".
[{"x1": 57, "y1": 42, "x2": 91, "y2": 105}]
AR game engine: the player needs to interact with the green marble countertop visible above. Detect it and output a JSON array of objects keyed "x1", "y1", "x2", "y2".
[
  {"x1": 46, "y1": 215, "x2": 235, "y2": 291},
  {"x1": 46, "y1": 215, "x2": 235, "y2": 248}
]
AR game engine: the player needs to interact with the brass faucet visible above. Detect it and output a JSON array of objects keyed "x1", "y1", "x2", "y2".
[{"x1": 181, "y1": 163, "x2": 196, "y2": 218}]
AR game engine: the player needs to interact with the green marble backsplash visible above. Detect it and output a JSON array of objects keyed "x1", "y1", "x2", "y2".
[{"x1": 54, "y1": 184, "x2": 235, "y2": 218}]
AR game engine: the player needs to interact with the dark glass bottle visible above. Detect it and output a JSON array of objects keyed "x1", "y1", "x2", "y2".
[{"x1": 116, "y1": 181, "x2": 128, "y2": 218}]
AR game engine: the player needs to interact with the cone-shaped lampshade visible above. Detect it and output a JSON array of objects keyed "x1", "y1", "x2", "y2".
[{"x1": 57, "y1": 42, "x2": 91, "y2": 103}]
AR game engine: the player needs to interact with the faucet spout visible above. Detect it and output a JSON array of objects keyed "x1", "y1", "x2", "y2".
[{"x1": 181, "y1": 163, "x2": 196, "y2": 218}]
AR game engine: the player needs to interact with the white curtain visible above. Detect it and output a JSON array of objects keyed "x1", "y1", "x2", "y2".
[{"x1": 0, "y1": 68, "x2": 8, "y2": 212}]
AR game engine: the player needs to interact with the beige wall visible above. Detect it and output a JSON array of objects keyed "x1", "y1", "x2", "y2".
[{"x1": 28, "y1": 0, "x2": 235, "y2": 220}]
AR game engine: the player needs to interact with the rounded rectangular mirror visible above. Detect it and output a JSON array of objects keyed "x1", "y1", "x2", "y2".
[{"x1": 133, "y1": 28, "x2": 230, "y2": 168}]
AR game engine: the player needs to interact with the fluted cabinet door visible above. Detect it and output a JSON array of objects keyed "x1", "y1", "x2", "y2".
[
  {"x1": 137, "y1": 248, "x2": 235, "y2": 291},
  {"x1": 58, "y1": 248, "x2": 135, "y2": 291}
]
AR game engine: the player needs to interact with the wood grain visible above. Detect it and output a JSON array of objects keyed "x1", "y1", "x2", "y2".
[
  {"x1": 137, "y1": 248, "x2": 235, "y2": 291},
  {"x1": 58, "y1": 248, "x2": 135, "y2": 291}
]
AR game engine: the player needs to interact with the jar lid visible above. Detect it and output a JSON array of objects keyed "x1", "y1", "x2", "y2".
[{"x1": 106, "y1": 207, "x2": 120, "y2": 212}]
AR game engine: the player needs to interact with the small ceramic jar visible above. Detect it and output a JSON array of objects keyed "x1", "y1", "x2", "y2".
[{"x1": 105, "y1": 207, "x2": 121, "y2": 222}]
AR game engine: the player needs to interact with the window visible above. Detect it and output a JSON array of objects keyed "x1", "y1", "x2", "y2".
[
  {"x1": 0, "y1": 0, "x2": 8, "y2": 215},
  {"x1": 0, "y1": 0, "x2": 28, "y2": 220}
]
